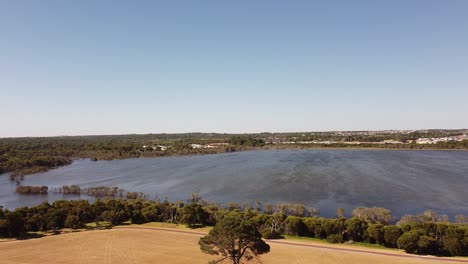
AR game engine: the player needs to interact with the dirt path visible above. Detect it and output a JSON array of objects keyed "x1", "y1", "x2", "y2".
[{"x1": 114, "y1": 226, "x2": 468, "y2": 263}]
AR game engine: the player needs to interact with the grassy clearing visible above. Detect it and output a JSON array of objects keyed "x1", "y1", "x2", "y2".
[
  {"x1": 0, "y1": 227, "x2": 463, "y2": 264},
  {"x1": 84, "y1": 221, "x2": 112, "y2": 228},
  {"x1": 280, "y1": 235, "x2": 400, "y2": 251}
]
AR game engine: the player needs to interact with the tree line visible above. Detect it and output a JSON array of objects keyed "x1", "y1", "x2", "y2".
[{"x1": 1, "y1": 198, "x2": 468, "y2": 257}]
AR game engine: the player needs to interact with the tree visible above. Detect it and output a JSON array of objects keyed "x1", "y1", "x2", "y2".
[
  {"x1": 199, "y1": 212, "x2": 270, "y2": 264},
  {"x1": 265, "y1": 212, "x2": 285, "y2": 237},
  {"x1": 398, "y1": 214, "x2": 422, "y2": 225},
  {"x1": 284, "y1": 216, "x2": 306, "y2": 236},
  {"x1": 322, "y1": 218, "x2": 346, "y2": 238},
  {"x1": 421, "y1": 210, "x2": 449, "y2": 223},
  {"x1": 352, "y1": 207, "x2": 393, "y2": 224},
  {"x1": 367, "y1": 224, "x2": 385, "y2": 244},
  {"x1": 345, "y1": 217, "x2": 368, "y2": 242},
  {"x1": 455, "y1": 215, "x2": 468, "y2": 225},
  {"x1": 336, "y1": 208, "x2": 345, "y2": 218},
  {"x1": 64, "y1": 215, "x2": 81, "y2": 229},
  {"x1": 3, "y1": 211, "x2": 26, "y2": 237},
  {"x1": 397, "y1": 230, "x2": 421, "y2": 254},
  {"x1": 442, "y1": 229, "x2": 464, "y2": 256},
  {"x1": 181, "y1": 203, "x2": 208, "y2": 227},
  {"x1": 383, "y1": 225, "x2": 402, "y2": 248},
  {"x1": 417, "y1": 235, "x2": 437, "y2": 255}
]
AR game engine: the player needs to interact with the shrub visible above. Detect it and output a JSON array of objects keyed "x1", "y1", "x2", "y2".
[
  {"x1": 284, "y1": 216, "x2": 306, "y2": 236},
  {"x1": 417, "y1": 235, "x2": 437, "y2": 255},
  {"x1": 15, "y1": 185, "x2": 48, "y2": 194},
  {"x1": 367, "y1": 224, "x2": 385, "y2": 244},
  {"x1": 345, "y1": 217, "x2": 368, "y2": 242},
  {"x1": 326, "y1": 234, "x2": 344, "y2": 244},
  {"x1": 261, "y1": 229, "x2": 282, "y2": 239},
  {"x1": 64, "y1": 215, "x2": 81, "y2": 229},
  {"x1": 383, "y1": 225, "x2": 402, "y2": 248},
  {"x1": 397, "y1": 230, "x2": 421, "y2": 254}
]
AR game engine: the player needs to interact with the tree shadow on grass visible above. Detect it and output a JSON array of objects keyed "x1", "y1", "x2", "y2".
[
  {"x1": 187, "y1": 224, "x2": 207, "y2": 229},
  {"x1": 17, "y1": 232, "x2": 46, "y2": 240}
]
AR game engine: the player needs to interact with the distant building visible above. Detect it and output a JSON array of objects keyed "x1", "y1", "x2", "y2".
[
  {"x1": 157, "y1": 145, "x2": 168, "y2": 151},
  {"x1": 382, "y1": 140, "x2": 403, "y2": 144},
  {"x1": 206, "y1": 143, "x2": 230, "y2": 148}
]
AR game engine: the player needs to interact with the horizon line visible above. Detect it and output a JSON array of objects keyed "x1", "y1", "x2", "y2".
[{"x1": 1, "y1": 128, "x2": 467, "y2": 139}]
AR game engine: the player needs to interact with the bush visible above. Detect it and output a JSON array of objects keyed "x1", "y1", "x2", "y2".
[
  {"x1": 397, "y1": 230, "x2": 421, "y2": 254},
  {"x1": 64, "y1": 215, "x2": 81, "y2": 229},
  {"x1": 326, "y1": 234, "x2": 344, "y2": 244},
  {"x1": 417, "y1": 235, "x2": 437, "y2": 255},
  {"x1": 261, "y1": 229, "x2": 282, "y2": 239},
  {"x1": 367, "y1": 224, "x2": 385, "y2": 244},
  {"x1": 180, "y1": 203, "x2": 208, "y2": 227},
  {"x1": 62, "y1": 185, "x2": 81, "y2": 194},
  {"x1": 383, "y1": 225, "x2": 402, "y2": 248},
  {"x1": 345, "y1": 217, "x2": 368, "y2": 242},
  {"x1": 15, "y1": 185, "x2": 48, "y2": 194},
  {"x1": 442, "y1": 234, "x2": 463, "y2": 256},
  {"x1": 284, "y1": 216, "x2": 306, "y2": 236},
  {"x1": 322, "y1": 218, "x2": 346, "y2": 238}
]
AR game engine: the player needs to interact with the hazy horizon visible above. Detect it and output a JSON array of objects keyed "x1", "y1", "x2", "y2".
[
  {"x1": 1, "y1": 1, "x2": 467, "y2": 137},
  {"x1": 1, "y1": 127, "x2": 467, "y2": 139}
]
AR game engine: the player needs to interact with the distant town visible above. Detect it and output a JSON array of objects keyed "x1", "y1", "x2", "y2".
[{"x1": 139, "y1": 129, "x2": 468, "y2": 151}]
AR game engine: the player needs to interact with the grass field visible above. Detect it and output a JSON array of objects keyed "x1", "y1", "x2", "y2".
[{"x1": 0, "y1": 225, "x2": 467, "y2": 264}]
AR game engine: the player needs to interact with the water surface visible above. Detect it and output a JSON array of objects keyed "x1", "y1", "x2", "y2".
[{"x1": 1, "y1": 150, "x2": 467, "y2": 218}]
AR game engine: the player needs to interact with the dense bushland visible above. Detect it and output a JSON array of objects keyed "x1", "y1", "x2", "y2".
[
  {"x1": 1, "y1": 198, "x2": 468, "y2": 257},
  {"x1": 0, "y1": 135, "x2": 234, "y2": 178}
]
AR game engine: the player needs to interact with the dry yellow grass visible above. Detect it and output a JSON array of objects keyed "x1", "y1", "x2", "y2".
[{"x1": 0, "y1": 227, "x2": 467, "y2": 264}]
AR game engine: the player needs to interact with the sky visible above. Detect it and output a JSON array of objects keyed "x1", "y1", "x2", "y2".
[{"x1": 1, "y1": 0, "x2": 467, "y2": 137}]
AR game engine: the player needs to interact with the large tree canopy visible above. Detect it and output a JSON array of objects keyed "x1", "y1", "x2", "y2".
[{"x1": 199, "y1": 212, "x2": 270, "y2": 264}]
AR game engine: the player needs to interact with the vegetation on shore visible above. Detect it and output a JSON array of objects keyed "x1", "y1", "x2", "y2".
[
  {"x1": 1, "y1": 196, "x2": 468, "y2": 257},
  {"x1": 15, "y1": 185, "x2": 48, "y2": 194},
  {"x1": 1, "y1": 131, "x2": 467, "y2": 179},
  {"x1": 16, "y1": 185, "x2": 148, "y2": 200}
]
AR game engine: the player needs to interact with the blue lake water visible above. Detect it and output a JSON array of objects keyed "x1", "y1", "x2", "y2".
[{"x1": 1, "y1": 149, "x2": 467, "y2": 218}]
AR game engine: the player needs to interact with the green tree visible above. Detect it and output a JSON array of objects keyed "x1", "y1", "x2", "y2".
[
  {"x1": 327, "y1": 234, "x2": 344, "y2": 243},
  {"x1": 199, "y1": 212, "x2": 270, "y2": 264},
  {"x1": 322, "y1": 218, "x2": 346, "y2": 238},
  {"x1": 64, "y1": 215, "x2": 81, "y2": 229},
  {"x1": 4, "y1": 211, "x2": 26, "y2": 237},
  {"x1": 417, "y1": 235, "x2": 437, "y2": 255},
  {"x1": 284, "y1": 216, "x2": 306, "y2": 236},
  {"x1": 397, "y1": 230, "x2": 421, "y2": 254},
  {"x1": 383, "y1": 225, "x2": 402, "y2": 248},
  {"x1": 345, "y1": 217, "x2": 368, "y2": 242},
  {"x1": 181, "y1": 203, "x2": 208, "y2": 228},
  {"x1": 442, "y1": 232, "x2": 463, "y2": 256},
  {"x1": 367, "y1": 224, "x2": 385, "y2": 244}
]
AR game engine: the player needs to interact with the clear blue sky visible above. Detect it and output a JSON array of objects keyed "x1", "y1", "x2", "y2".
[{"x1": 1, "y1": 0, "x2": 467, "y2": 137}]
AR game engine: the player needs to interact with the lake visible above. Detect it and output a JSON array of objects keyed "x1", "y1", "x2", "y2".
[{"x1": 1, "y1": 149, "x2": 467, "y2": 218}]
